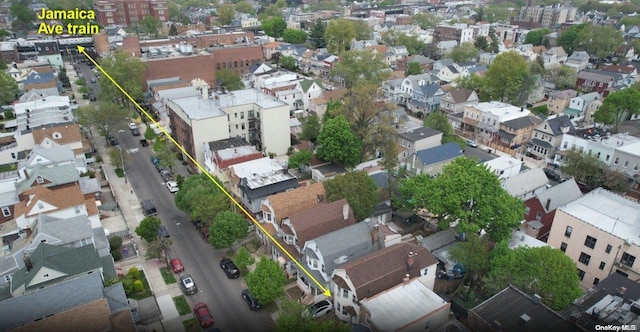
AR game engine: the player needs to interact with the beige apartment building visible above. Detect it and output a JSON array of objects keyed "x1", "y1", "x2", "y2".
[{"x1": 548, "y1": 188, "x2": 640, "y2": 290}]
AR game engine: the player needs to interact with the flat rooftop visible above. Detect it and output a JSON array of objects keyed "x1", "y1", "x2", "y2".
[
  {"x1": 560, "y1": 188, "x2": 640, "y2": 245},
  {"x1": 472, "y1": 101, "x2": 531, "y2": 121},
  {"x1": 217, "y1": 145, "x2": 259, "y2": 160},
  {"x1": 231, "y1": 157, "x2": 294, "y2": 189}
]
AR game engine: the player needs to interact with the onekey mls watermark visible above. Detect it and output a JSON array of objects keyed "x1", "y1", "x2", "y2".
[{"x1": 595, "y1": 325, "x2": 637, "y2": 331}]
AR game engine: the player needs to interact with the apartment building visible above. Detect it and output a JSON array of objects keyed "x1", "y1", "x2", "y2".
[
  {"x1": 519, "y1": 6, "x2": 577, "y2": 27},
  {"x1": 93, "y1": 0, "x2": 168, "y2": 27},
  {"x1": 13, "y1": 95, "x2": 73, "y2": 132},
  {"x1": 460, "y1": 102, "x2": 532, "y2": 143},
  {"x1": 547, "y1": 188, "x2": 640, "y2": 290},
  {"x1": 433, "y1": 23, "x2": 474, "y2": 44}
]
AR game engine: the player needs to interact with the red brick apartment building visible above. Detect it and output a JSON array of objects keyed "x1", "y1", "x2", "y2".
[{"x1": 93, "y1": 0, "x2": 169, "y2": 27}]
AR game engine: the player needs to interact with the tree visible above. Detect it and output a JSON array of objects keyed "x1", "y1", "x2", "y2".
[
  {"x1": 208, "y1": 211, "x2": 248, "y2": 249},
  {"x1": 309, "y1": 19, "x2": 326, "y2": 49},
  {"x1": 262, "y1": 17, "x2": 287, "y2": 38},
  {"x1": 275, "y1": 0, "x2": 287, "y2": 8},
  {"x1": 325, "y1": 19, "x2": 355, "y2": 55},
  {"x1": 97, "y1": 50, "x2": 147, "y2": 108},
  {"x1": 217, "y1": 4, "x2": 235, "y2": 25},
  {"x1": 75, "y1": 101, "x2": 129, "y2": 139},
  {"x1": 144, "y1": 238, "x2": 172, "y2": 260},
  {"x1": 245, "y1": 256, "x2": 287, "y2": 305},
  {"x1": 259, "y1": 4, "x2": 282, "y2": 19},
  {"x1": 412, "y1": 12, "x2": 441, "y2": 30},
  {"x1": 557, "y1": 24, "x2": 586, "y2": 53},
  {"x1": 524, "y1": 28, "x2": 551, "y2": 46},
  {"x1": 144, "y1": 126, "x2": 157, "y2": 140},
  {"x1": 600, "y1": 169, "x2": 632, "y2": 193},
  {"x1": 574, "y1": 25, "x2": 623, "y2": 60},
  {"x1": 482, "y1": 5, "x2": 514, "y2": 23},
  {"x1": 235, "y1": 0, "x2": 254, "y2": 14},
  {"x1": 544, "y1": 65, "x2": 577, "y2": 90},
  {"x1": 352, "y1": 20, "x2": 371, "y2": 40},
  {"x1": 448, "y1": 234, "x2": 492, "y2": 284},
  {"x1": 559, "y1": 147, "x2": 605, "y2": 185},
  {"x1": 474, "y1": 36, "x2": 489, "y2": 51},
  {"x1": 168, "y1": 23, "x2": 178, "y2": 36},
  {"x1": 175, "y1": 174, "x2": 231, "y2": 221},
  {"x1": 153, "y1": 138, "x2": 175, "y2": 172},
  {"x1": 486, "y1": 246, "x2": 582, "y2": 310},
  {"x1": 398, "y1": 158, "x2": 524, "y2": 242},
  {"x1": 0, "y1": 70, "x2": 19, "y2": 104},
  {"x1": 594, "y1": 87, "x2": 640, "y2": 132},
  {"x1": 108, "y1": 147, "x2": 128, "y2": 170},
  {"x1": 378, "y1": 129, "x2": 399, "y2": 200},
  {"x1": 288, "y1": 150, "x2": 312, "y2": 169},
  {"x1": 216, "y1": 69, "x2": 244, "y2": 91},
  {"x1": 396, "y1": 34, "x2": 425, "y2": 56},
  {"x1": 454, "y1": 74, "x2": 487, "y2": 101},
  {"x1": 135, "y1": 216, "x2": 162, "y2": 242},
  {"x1": 447, "y1": 42, "x2": 479, "y2": 63},
  {"x1": 234, "y1": 247, "x2": 255, "y2": 273},
  {"x1": 279, "y1": 55, "x2": 296, "y2": 71},
  {"x1": 299, "y1": 115, "x2": 321, "y2": 143},
  {"x1": 324, "y1": 171, "x2": 378, "y2": 220},
  {"x1": 406, "y1": 62, "x2": 422, "y2": 76},
  {"x1": 483, "y1": 51, "x2": 531, "y2": 105},
  {"x1": 330, "y1": 50, "x2": 389, "y2": 88},
  {"x1": 424, "y1": 111, "x2": 463, "y2": 147},
  {"x1": 142, "y1": 15, "x2": 162, "y2": 37},
  {"x1": 316, "y1": 116, "x2": 361, "y2": 167},
  {"x1": 276, "y1": 298, "x2": 351, "y2": 332},
  {"x1": 10, "y1": 1, "x2": 35, "y2": 33},
  {"x1": 282, "y1": 29, "x2": 308, "y2": 44}
]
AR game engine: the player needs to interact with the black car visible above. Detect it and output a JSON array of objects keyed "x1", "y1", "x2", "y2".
[
  {"x1": 131, "y1": 128, "x2": 140, "y2": 136},
  {"x1": 107, "y1": 135, "x2": 118, "y2": 146},
  {"x1": 543, "y1": 168, "x2": 561, "y2": 181},
  {"x1": 220, "y1": 258, "x2": 240, "y2": 279},
  {"x1": 139, "y1": 139, "x2": 149, "y2": 147},
  {"x1": 241, "y1": 289, "x2": 262, "y2": 310}
]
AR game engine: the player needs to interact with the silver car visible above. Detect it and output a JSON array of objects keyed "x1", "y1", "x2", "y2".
[{"x1": 180, "y1": 275, "x2": 198, "y2": 295}]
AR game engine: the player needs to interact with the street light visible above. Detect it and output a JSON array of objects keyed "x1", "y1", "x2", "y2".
[{"x1": 117, "y1": 145, "x2": 127, "y2": 184}]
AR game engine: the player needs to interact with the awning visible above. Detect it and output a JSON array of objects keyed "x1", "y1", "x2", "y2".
[{"x1": 564, "y1": 108, "x2": 581, "y2": 116}]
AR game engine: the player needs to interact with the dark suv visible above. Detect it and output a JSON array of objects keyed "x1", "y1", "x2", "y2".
[
  {"x1": 241, "y1": 289, "x2": 262, "y2": 310},
  {"x1": 220, "y1": 258, "x2": 240, "y2": 279},
  {"x1": 543, "y1": 168, "x2": 561, "y2": 181}
]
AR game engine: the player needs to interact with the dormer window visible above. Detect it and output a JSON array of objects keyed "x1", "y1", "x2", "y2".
[
  {"x1": 36, "y1": 176, "x2": 44, "y2": 184},
  {"x1": 2, "y1": 207, "x2": 10, "y2": 217}
]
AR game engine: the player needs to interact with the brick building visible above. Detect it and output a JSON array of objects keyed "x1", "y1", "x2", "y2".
[{"x1": 93, "y1": 0, "x2": 168, "y2": 27}]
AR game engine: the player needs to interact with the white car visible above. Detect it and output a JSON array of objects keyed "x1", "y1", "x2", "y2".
[
  {"x1": 307, "y1": 299, "x2": 333, "y2": 319},
  {"x1": 166, "y1": 181, "x2": 179, "y2": 193},
  {"x1": 128, "y1": 122, "x2": 137, "y2": 130}
]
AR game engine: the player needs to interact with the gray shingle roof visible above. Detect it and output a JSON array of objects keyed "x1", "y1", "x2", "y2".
[
  {"x1": 547, "y1": 114, "x2": 575, "y2": 136},
  {"x1": 415, "y1": 142, "x2": 463, "y2": 166},
  {"x1": 398, "y1": 126, "x2": 442, "y2": 142},
  {"x1": 502, "y1": 168, "x2": 549, "y2": 197},
  {"x1": 533, "y1": 178, "x2": 582, "y2": 213},
  {"x1": 14, "y1": 163, "x2": 80, "y2": 193},
  {"x1": 502, "y1": 115, "x2": 542, "y2": 130}
]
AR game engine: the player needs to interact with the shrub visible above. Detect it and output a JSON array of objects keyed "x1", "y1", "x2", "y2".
[
  {"x1": 133, "y1": 280, "x2": 144, "y2": 292},
  {"x1": 128, "y1": 266, "x2": 140, "y2": 279},
  {"x1": 111, "y1": 250, "x2": 122, "y2": 261},
  {"x1": 109, "y1": 236, "x2": 123, "y2": 250},
  {"x1": 122, "y1": 275, "x2": 134, "y2": 295},
  {"x1": 3, "y1": 110, "x2": 13, "y2": 119}
]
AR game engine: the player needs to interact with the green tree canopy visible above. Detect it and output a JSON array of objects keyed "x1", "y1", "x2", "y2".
[
  {"x1": 282, "y1": 29, "x2": 308, "y2": 44},
  {"x1": 447, "y1": 42, "x2": 479, "y2": 63},
  {"x1": 474, "y1": 36, "x2": 489, "y2": 51},
  {"x1": 325, "y1": 19, "x2": 355, "y2": 54},
  {"x1": 208, "y1": 211, "x2": 248, "y2": 249},
  {"x1": 287, "y1": 150, "x2": 312, "y2": 169},
  {"x1": 449, "y1": 234, "x2": 492, "y2": 280},
  {"x1": 216, "y1": 68, "x2": 244, "y2": 91},
  {"x1": 75, "y1": 101, "x2": 129, "y2": 139},
  {"x1": 153, "y1": 137, "x2": 175, "y2": 172},
  {"x1": 544, "y1": 64, "x2": 577, "y2": 90},
  {"x1": 217, "y1": 4, "x2": 235, "y2": 25},
  {"x1": 309, "y1": 19, "x2": 327, "y2": 49},
  {"x1": 168, "y1": 23, "x2": 178, "y2": 36},
  {"x1": 557, "y1": 24, "x2": 586, "y2": 54},
  {"x1": 175, "y1": 174, "x2": 231, "y2": 222},
  {"x1": 524, "y1": 28, "x2": 551, "y2": 46},
  {"x1": 279, "y1": 55, "x2": 296, "y2": 71},
  {"x1": 484, "y1": 50, "x2": 532, "y2": 105},
  {"x1": 559, "y1": 147, "x2": 631, "y2": 193},
  {"x1": 486, "y1": 246, "x2": 583, "y2": 310},
  {"x1": 406, "y1": 62, "x2": 422, "y2": 76},
  {"x1": 246, "y1": 256, "x2": 287, "y2": 305},
  {"x1": 142, "y1": 15, "x2": 162, "y2": 37},
  {"x1": 398, "y1": 158, "x2": 524, "y2": 242},
  {"x1": 235, "y1": 0, "x2": 255, "y2": 14},
  {"x1": 412, "y1": 12, "x2": 441, "y2": 29},
  {"x1": 275, "y1": 298, "x2": 351, "y2": 332},
  {"x1": 299, "y1": 114, "x2": 321, "y2": 143},
  {"x1": 424, "y1": 111, "x2": 463, "y2": 147},
  {"x1": 135, "y1": 216, "x2": 162, "y2": 242},
  {"x1": 108, "y1": 147, "x2": 128, "y2": 170},
  {"x1": 575, "y1": 25, "x2": 624, "y2": 60},
  {"x1": 330, "y1": 50, "x2": 389, "y2": 88},
  {"x1": 97, "y1": 50, "x2": 147, "y2": 107},
  {"x1": 324, "y1": 171, "x2": 378, "y2": 220},
  {"x1": 0, "y1": 70, "x2": 19, "y2": 104},
  {"x1": 595, "y1": 87, "x2": 640, "y2": 132},
  {"x1": 262, "y1": 17, "x2": 287, "y2": 38},
  {"x1": 316, "y1": 116, "x2": 361, "y2": 167}
]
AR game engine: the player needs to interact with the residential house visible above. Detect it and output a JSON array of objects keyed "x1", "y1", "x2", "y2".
[
  {"x1": 398, "y1": 74, "x2": 434, "y2": 105},
  {"x1": 522, "y1": 178, "x2": 582, "y2": 241},
  {"x1": 565, "y1": 91, "x2": 602, "y2": 120},
  {"x1": 610, "y1": 140, "x2": 640, "y2": 180},
  {"x1": 576, "y1": 70, "x2": 626, "y2": 97},
  {"x1": 508, "y1": 229, "x2": 551, "y2": 249},
  {"x1": 433, "y1": 23, "x2": 474, "y2": 44},
  {"x1": 382, "y1": 77, "x2": 405, "y2": 103},
  {"x1": 20, "y1": 70, "x2": 60, "y2": 93},
  {"x1": 228, "y1": 157, "x2": 298, "y2": 215},
  {"x1": 546, "y1": 89, "x2": 578, "y2": 115},
  {"x1": 614, "y1": 44, "x2": 635, "y2": 62},
  {"x1": 408, "y1": 142, "x2": 464, "y2": 176},
  {"x1": 460, "y1": 102, "x2": 533, "y2": 143},
  {"x1": 527, "y1": 114, "x2": 574, "y2": 162},
  {"x1": 495, "y1": 115, "x2": 542, "y2": 152},
  {"x1": 478, "y1": 52, "x2": 497, "y2": 65},
  {"x1": 547, "y1": 188, "x2": 640, "y2": 289},
  {"x1": 407, "y1": 82, "x2": 445, "y2": 115},
  {"x1": 295, "y1": 79, "x2": 324, "y2": 114},
  {"x1": 542, "y1": 46, "x2": 568, "y2": 69},
  {"x1": 359, "y1": 277, "x2": 451, "y2": 332},
  {"x1": 262, "y1": 42, "x2": 281, "y2": 60},
  {"x1": 565, "y1": 51, "x2": 591, "y2": 72},
  {"x1": 555, "y1": 131, "x2": 640, "y2": 167},
  {"x1": 440, "y1": 88, "x2": 479, "y2": 114},
  {"x1": 311, "y1": 162, "x2": 347, "y2": 182},
  {"x1": 350, "y1": 40, "x2": 378, "y2": 50},
  {"x1": 202, "y1": 137, "x2": 262, "y2": 186},
  {"x1": 31, "y1": 123, "x2": 89, "y2": 160},
  {"x1": 433, "y1": 40, "x2": 458, "y2": 59},
  {"x1": 0, "y1": 272, "x2": 134, "y2": 332},
  {"x1": 309, "y1": 88, "x2": 346, "y2": 120},
  {"x1": 273, "y1": 199, "x2": 357, "y2": 278},
  {"x1": 397, "y1": 126, "x2": 443, "y2": 163},
  {"x1": 19, "y1": 144, "x2": 87, "y2": 174},
  {"x1": 599, "y1": 63, "x2": 637, "y2": 79},
  {"x1": 397, "y1": 55, "x2": 434, "y2": 73},
  {"x1": 297, "y1": 220, "x2": 399, "y2": 303},
  {"x1": 436, "y1": 63, "x2": 464, "y2": 83},
  {"x1": 501, "y1": 167, "x2": 550, "y2": 200},
  {"x1": 13, "y1": 95, "x2": 73, "y2": 132},
  {"x1": 331, "y1": 242, "x2": 439, "y2": 324},
  {"x1": 483, "y1": 156, "x2": 523, "y2": 180},
  {"x1": 468, "y1": 285, "x2": 582, "y2": 332}
]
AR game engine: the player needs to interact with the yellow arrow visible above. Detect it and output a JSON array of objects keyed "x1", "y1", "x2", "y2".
[{"x1": 77, "y1": 46, "x2": 332, "y2": 297}]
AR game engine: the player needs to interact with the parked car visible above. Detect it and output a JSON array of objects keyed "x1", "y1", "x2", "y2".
[
  {"x1": 465, "y1": 139, "x2": 478, "y2": 148},
  {"x1": 141, "y1": 199, "x2": 157, "y2": 216},
  {"x1": 160, "y1": 169, "x2": 172, "y2": 182},
  {"x1": 151, "y1": 156, "x2": 160, "y2": 165},
  {"x1": 220, "y1": 258, "x2": 240, "y2": 279},
  {"x1": 107, "y1": 135, "x2": 118, "y2": 146},
  {"x1": 166, "y1": 181, "x2": 179, "y2": 193},
  {"x1": 131, "y1": 128, "x2": 140, "y2": 136},
  {"x1": 307, "y1": 299, "x2": 333, "y2": 319},
  {"x1": 157, "y1": 225, "x2": 170, "y2": 238},
  {"x1": 139, "y1": 139, "x2": 149, "y2": 147},
  {"x1": 241, "y1": 289, "x2": 262, "y2": 310},
  {"x1": 193, "y1": 302, "x2": 214, "y2": 328},
  {"x1": 543, "y1": 168, "x2": 561, "y2": 181},
  {"x1": 170, "y1": 258, "x2": 184, "y2": 273},
  {"x1": 89, "y1": 93, "x2": 96, "y2": 101},
  {"x1": 128, "y1": 122, "x2": 137, "y2": 130},
  {"x1": 90, "y1": 77, "x2": 97, "y2": 83},
  {"x1": 180, "y1": 275, "x2": 198, "y2": 295}
]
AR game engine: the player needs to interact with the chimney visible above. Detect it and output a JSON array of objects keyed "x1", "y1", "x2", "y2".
[
  {"x1": 23, "y1": 254, "x2": 32, "y2": 272},
  {"x1": 545, "y1": 197, "x2": 551, "y2": 210},
  {"x1": 520, "y1": 107, "x2": 524, "y2": 112},
  {"x1": 403, "y1": 274, "x2": 410, "y2": 283},
  {"x1": 519, "y1": 314, "x2": 531, "y2": 327},
  {"x1": 530, "y1": 293, "x2": 542, "y2": 305},
  {"x1": 372, "y1": 224, "x2": 379, "y2": 245},
  {"x1": 342, "y1": 203, "x2": 349, "y2": 220},
  {"x1": 406, "y1": 252, "x2": 415, "y2": 270}
]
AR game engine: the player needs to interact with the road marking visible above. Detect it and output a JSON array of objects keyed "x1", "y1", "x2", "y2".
[{"x1": 76, "y1": 46, "x2": 332, "y2": 297}]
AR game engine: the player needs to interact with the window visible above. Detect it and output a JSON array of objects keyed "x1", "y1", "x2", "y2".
[
  {"x1": 560, "y1": 242, "x2": 568, "y2": 252},
  {"x1": 1, "y1": 207, "x2": 10, "y2": 217},
  {"x1": 579, "y1": 252, "x2": 591, "y2": 265},
  {"x1": 536, "y1": 212, "x2": 542, "y2": 220},
  {"x1": 614, "y1": 157, "x2": 619, "y2": 165},
  {"x1": 578, "y1": 269, "x2": 585, "y2": 281},
  {"x1": 341, "y1": 288, "x2": 348, "y2": 298},
  {"x1": 565, "y1": 226, "x2": 573, "y2": 237},
  {"x1": 594, "y1": 278, "x2": 600, "y2": 285},
  {"x1": 36, "y1": 176, "x2": 44, "y2": 184},
  {"x1": 599, "y1": 262, "x2": 606, "y2": 270},
  {"x1": 621, "y1": 252, "x2": 636, "y2": 267},
  {"x1": 525, "y1": 207, "x2": 530, "y2": 215},
  {"x1": 584, "y1": 236, "x2": 597, "y2": 249},
  {"x1": 624, "y1": 160, "x2": 629, "y2": 168},
  {"x1": 606, "y1": 244, "x2": 612, "y2": 254}
]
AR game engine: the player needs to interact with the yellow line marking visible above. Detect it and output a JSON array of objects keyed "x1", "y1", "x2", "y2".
[{"x1": 77, "y1": 46, "x2": 332, "y2": 297}]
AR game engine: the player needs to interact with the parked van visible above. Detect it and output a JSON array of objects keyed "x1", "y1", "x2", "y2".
[{"x1": 141, "y1": 199, "x2": 157, "y2": 216}]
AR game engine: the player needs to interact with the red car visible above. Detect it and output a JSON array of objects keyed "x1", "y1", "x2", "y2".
[
  {"x1": 194, "y1": 302, "x2": 214, "y2": 328},
  {"x1": 170, "y1": 258, "x2": 184, "y2": 273}
]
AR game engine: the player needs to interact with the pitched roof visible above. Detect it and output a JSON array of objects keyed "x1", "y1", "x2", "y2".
[
  {"x1": 447, "y1": 88, "x2": 475, "y2": 103},
  {"x1": 299, "y1": 79, "x2": 323, "y2": 92},
  {"x1": 502, "y1": 168, "x2": 549, "y2": 197},
  {"x1": 415, "y1": 142, "x2": 463, "y2": 166},
  {"x1": 31, "y1": 123, "x2": 83, "y2": 146},
  {"x1": 531, "y1": 178, "x2": 582, "y2": 213},
  {"x1": 23, "y1": 145, "x2": 75, "y2": 166},
  {"x1": 284, "y1": 198, "x2": 356, "y2": 245},
  {"x1": 321, "y1": 88, "x2": 347, "y2": 102},
  {"x1": 14, "y1": 163, "x2": 80, "y2": 194},
  {"x1": 546, "y1": 114, "x2": 575, "y2": 136},
  {"x1": 335, "y1": 242, "x2": 438, "y2": 300},
  {"x1": 263, "y1": 182, "x2": 326, "y2": 222},
  {"x1": 577, "y1": 70, "x2": 615, "y2": 83},
  {"x1": 502, "y1": 115, "x2": 542, "y2": 130},
  {"x1": 14, "y1": 184, "x2": 88, "y2": 218},
  {"x1": 418, "y1": 82, "x2": 442, "y2": 97}
]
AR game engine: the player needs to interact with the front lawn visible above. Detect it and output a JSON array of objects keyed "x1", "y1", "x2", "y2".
[
  {"x1": 160, "y1": 267, "x2": 177, "y2": 284},
  {"x1": 126, "y1": 270, "x2": 152, "y2": 300},
  {"x1": 173, "y1": 295, "x2": 190, "y2": 315},
  {"x1": 183, "y1": 318, "x2": 199, "y2": 332}
]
